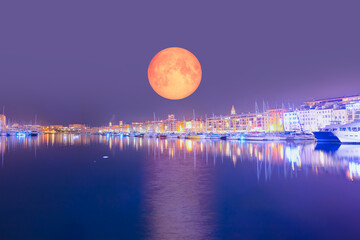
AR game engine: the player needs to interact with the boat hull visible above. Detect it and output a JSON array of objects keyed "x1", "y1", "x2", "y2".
[
  {"x1": 313, "y1": 131, "x2": 340, "y2": 143},
  {"x1": 244, "y1": 135, "x2": 265, "y2": 141},
  {"x1": 334, "y1": 131, "x2": 360, "y2": 144},
  {"x1": 186, "y1": 136, "x2": 200, "y2": 140},
  {"x1": 264, "y1": 135, "x2": 287, "y2": 141}
]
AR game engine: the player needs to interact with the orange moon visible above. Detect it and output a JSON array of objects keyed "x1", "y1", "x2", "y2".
[{"x1": 148, "y1": 47, "x2": 202, "y2": 100}]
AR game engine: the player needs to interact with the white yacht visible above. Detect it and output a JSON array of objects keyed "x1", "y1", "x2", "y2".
[
  {"x1": 244, "y1": 133, "x2": 266, "y2": 141},
  {"x1": 264, "y1": 133, "x2": 287, "y2": 141},
  {"x1": 333, "y1": 121, "x2": 360, "y2": 144},
  {"x1": 204, "y1": 133, "x2": 223, "y2": 139},
  {"x1": 166, "y1": 133, "x2": 179, "y2": 139},
  {"x1": 227, "y1": 133, "x2": 243, "y2": 140},
  {"x1": 246, "y1": 132, "x2": 287, "y2": 141},
  {"x1": 185, "y1": 133, "x2": 206, "y2": 140}
]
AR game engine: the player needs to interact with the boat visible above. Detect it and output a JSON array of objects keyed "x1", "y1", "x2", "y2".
[
  {"x1": 186, "y1": 135, "x2": 200, "y2": 140},
  {"x1": 177, "y1": 134, "x2": 186, "y2": 139},
  {"x1": 158, "y1": 134, "x2": 167, "y2": 139},
  {"x1": 313, "y1": 123, "x2": 341, "y2": 143},
  {"x1": 135, "y1": 133, "x2": 145, "y2": 138},
  {"x1": 220, "y1": 135, "x2": 228, "y2": 140},
  {"x1": 145, "y1": 133, "x2": 155, "y2": 138},
  {"x1": 244, "y1": 133, "x2": 266, "y2": 141},
  {"x1": 101, "y1": 132, "x2": 113, "y2": 136},
  {"x1": 227, "y1": 133, "x2": 242, "y2": 140},
  {"x1": 166, "y1": 133, "x2": 179, "y2": 139},
  {"x1": 286, "y1": 132, "x2": 315, "y2": 141},
  {"x1": 204, "y1": 133, "x2": 223, "y2": 139},
  {"x1": 263, "y1": 133, "x2": 287, "y2": 141},
  {"x1": 333, "y1": 121, "x2": 360, "y2": 144},
  {"x1": 7, "y1": 129, "x2": 17, "y2": 136},
  {"x1": 15, "y1": 131, "x2": 27, "y2": 137},
  {"x1": 28, "y1": 115, "x2": 40, "y2": 137},
  {"x1": 29, "y1": 130, "x2": 39, "y2": 136},
  {"x1": 198, "y1": 134, "x2": 206, "y2": 139},
  {"x1": 185, "y1": 133, "x2": 206, "y2": 140}
]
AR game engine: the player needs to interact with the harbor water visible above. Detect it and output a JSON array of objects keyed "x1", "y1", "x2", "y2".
[{"x1": 0, "y1": 134, "x2": 360, "y2": 239}]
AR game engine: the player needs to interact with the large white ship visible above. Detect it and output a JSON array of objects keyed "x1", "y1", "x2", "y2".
[{"x1": 333, "y1": 121, "x2": 360, "y2": 144}]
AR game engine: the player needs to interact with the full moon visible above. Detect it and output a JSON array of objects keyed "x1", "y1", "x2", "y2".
[{"x1": 148, "y1": 47, "x2": 202, "y2": 100}]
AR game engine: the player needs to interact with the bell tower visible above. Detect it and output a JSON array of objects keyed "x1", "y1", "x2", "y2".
[{"x1": 231, "y1": 105, "x2": 236, "y2": 115}]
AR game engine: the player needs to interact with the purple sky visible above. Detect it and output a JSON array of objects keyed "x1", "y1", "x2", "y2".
[{"x1": 1, "y1": 0, "x2": 359, "y2": 125}]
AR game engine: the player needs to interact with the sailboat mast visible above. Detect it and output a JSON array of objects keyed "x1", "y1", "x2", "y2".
[
  {"x1": 0, "y1": 106, "x2": 3, "y2": 132},
  {"x1": 267, "y1": 102, "x2": 270, "y2": 133},
  {"x1": 281, "y1": 103, "x2": 286, "y2": 132},
  {"x1": 262, "y1": 100, "x2": 266, "y2": 133},
  {"x1": 193, "y1": 109, "x2": 195, "y2": 133},
  {"x1": 183, "y1": 116, "x2": 185, "y2": 133},
  {"x1": 205, "y1": 114, "x2": 207, "y2": 133},
  {"x1": 153, "y1": 112, "x2": 156, "y2": 133},
  {"x1": 213, "y1": 113, "x2": 215, "y2": 133}
]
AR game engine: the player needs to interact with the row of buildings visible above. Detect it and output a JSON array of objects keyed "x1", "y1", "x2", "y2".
[
  {"x1": 126, "y1": 95, "x2": 360, "y2": 134},
  {"x1": 1, "y1": 94, "x2": 360, "y2": 134},
  {"x1": 283, "y1": 95, "x2": 360, "y2": 132}
]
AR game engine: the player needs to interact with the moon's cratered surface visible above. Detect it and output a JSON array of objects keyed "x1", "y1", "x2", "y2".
[{"x1": 148, "y1": 47, "x2": 202, "y2": 100}]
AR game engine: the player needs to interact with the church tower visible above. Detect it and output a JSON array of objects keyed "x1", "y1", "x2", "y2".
[{"x1": 231, "y1": 105, "x2": 236, "y2": 115}]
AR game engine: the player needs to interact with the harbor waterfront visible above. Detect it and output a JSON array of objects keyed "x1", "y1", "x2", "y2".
[
  {"x1": 2, "y1": 1, "x2": 360, "y2": 238},
  {"x1": 1, "y1": 95, "x2": 360, "y2": 143},
  {"x1": 1, "y1": 134, "x2": 360, "y2": 239}
]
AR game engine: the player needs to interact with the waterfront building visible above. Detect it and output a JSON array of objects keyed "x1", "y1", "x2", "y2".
[
  {"x1": 4, "y1": 94, "x2": 360, "y2": 135},
  {"x1": 284, "y1": 108, "x2": 349, "y2": 132},
  {"x1": 282, "y1": 94, "x2": 360, "y2": 132},
  {"x1": 263, "y1": 109, "x2": 287, "y2": 132},
  {"x1": 207, "y1": 113, "x2": 253, "y2": 133},
  {"x1": 69, "y1": 124, "x2": 87, "y2": 133},
  {"x1": 283, "y1": 111, "x2": 301, "y2": 132},
  {"x1": 48, "y1": 125, "x2": 66, "y2": 132},
  {"x1": 121, "y1": 124, "x2": 130, "y2": 133},
  {"x1": 185, "y1": 118, "x2": 205, "y2": 133},
  {"x1": 101, "y1": 124, "x2": 120, "y2": 133},
  {"x1": 163, "y1": 114, "x2": 177, "y2": 132},
  {"x1": 346, "y1": 101, "x2": 360, "y2": 111},
  {"x1": 300, "y1": 109, "x2": 330, "y2": 131},
  {"x1": 332, "y1": 109, "x2": 348, "y2": 123},
  {"x1": 176, "y1": 120, "x2": 186, "y2": 133},
  {"x1": 305, "y1": 94, "x2": 360, "y2": 109},
  {"x1": 115, "y1": 121, "x2": 129, "y2": 133},
  {"x1": 130, "y1": 122, "x2": 146, "y2": 133},
  {"x1": 207, "y1": 106, "x2": 265, "y2": 133},
  {"x1": 23, "y1": 124, "x2": 42, "y2": 131},
  {"x1": 90, "y1": 127, "x2": 101, "y2": 134},
  {"x1": 122, "y1": 95, "x2": 360, "y2": 134}
]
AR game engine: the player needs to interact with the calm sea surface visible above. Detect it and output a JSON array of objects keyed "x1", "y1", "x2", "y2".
[{"x1": 0, "y1": 134, "x2": 360, "y2": 240}]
